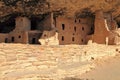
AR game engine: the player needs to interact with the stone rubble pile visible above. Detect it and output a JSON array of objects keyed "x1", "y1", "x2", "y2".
[{"x1": 0, "y1": 43, "x2": 119, "y2": 80}]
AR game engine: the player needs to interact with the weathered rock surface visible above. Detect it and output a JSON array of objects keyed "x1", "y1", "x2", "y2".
[{"x1": 0, "y1": 0, "x2": 120, "y2": 22}]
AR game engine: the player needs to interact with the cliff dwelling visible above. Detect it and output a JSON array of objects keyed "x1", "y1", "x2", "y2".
[
  {"x1": 56, "y1": 16, "x2": 94, "y2": 45},
  {"x1": 0, "y1": 11, "x2": 120, "y2": 45},
  {"x1": 1, "y1": 1, "x2": 120, "y2": 80},
  {"x1": 0, "y1": 0, "x2": 120, "y2": 45}
]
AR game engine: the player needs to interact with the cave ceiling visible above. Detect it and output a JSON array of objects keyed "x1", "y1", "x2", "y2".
[{"x1": 0, "y1": 0, "x2": 120, "y2": 22}]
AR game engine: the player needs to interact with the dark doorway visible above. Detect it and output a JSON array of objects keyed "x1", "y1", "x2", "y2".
[
  {"x1": 5, "y1": 38, "x2": 8, "y2": 43},
  {"x1": 32, "y1": 38, "x2": 36, "y2": 44},
  {"x1": 11, "y1": 37, "x2": 14, "y2": 42}
]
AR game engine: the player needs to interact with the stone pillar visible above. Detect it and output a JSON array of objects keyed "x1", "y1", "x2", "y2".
[
  {"x1": 22, "y1": 31, "x2": 29, "y2": 44},
  {"x1": 93, "y1": 10, "x2": 109, "y2": 44}
]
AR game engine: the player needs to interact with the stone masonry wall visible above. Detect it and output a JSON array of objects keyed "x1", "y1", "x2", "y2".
[{"x1": 56, "y1": 16, "x2": 94, "y2": 45}]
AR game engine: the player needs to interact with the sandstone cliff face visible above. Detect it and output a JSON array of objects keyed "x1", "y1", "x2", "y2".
[{"x1": 0, "y1": 0, "x2": 120, "y2": 22}]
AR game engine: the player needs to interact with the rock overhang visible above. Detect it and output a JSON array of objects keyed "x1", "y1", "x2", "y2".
[{"x1": 0, "y1": 0, "x2": 120, "y2": 23}]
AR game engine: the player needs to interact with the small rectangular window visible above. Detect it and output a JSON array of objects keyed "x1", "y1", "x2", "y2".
[
  {"x1": 74, "y1": 26, "x2": 76, "y2": 32},
  {"x1": 81, "y1": 39, "x2": 83, "y2": 42},
  {"x1": 75, "y1": 19, "x2": 77, "y2": 23},
  {"x1": 18, "y1": 35, "x2": 21, "y2": 38},
  {"x1": 62, "y1": 24, "x2": 65, "y2": 30},
  {"x1": 72, "y1": 37, "x2": 75, "y2": 42},
  {"x1": 62, "y1": 36, "x2": 64, "y2": 41},
  {"x1": 79, "y1": 19, "x2": 81, "y2": 23},
  {"x1": 82, "y1": 27, "x2": 84, "y2": 31}
]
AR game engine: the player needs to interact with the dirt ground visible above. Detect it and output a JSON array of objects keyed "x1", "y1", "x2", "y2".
[{"x1": 0, "y1": 43, "x2": 120, "y2": 80}]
